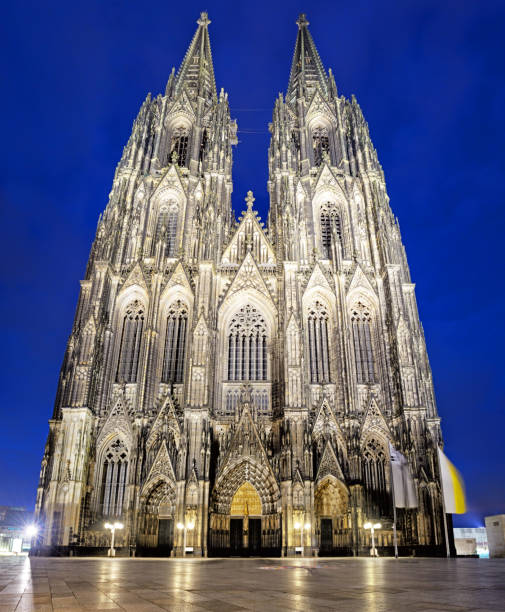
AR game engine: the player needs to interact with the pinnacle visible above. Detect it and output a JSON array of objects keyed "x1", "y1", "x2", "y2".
[
  {"x1": 296, "y1": 13, "x2": 309, "y2": 28},
  {"x1": 245, "y1": 190, "x2": 255, "y2": 211},
  {"x1": 197, "y1": 11, "x2": 211, "y2": 27}
]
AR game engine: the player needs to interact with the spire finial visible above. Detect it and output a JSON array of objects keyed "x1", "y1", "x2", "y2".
[
  {"x1": 197, "y1": 11, "x2": 211, "y2": 27},
  {"x1": 245, "y1": 190, "x2": 255, "y2": 211},
  {"x1": 296, "y1": 13, "x2": 309, "y2": 29}
]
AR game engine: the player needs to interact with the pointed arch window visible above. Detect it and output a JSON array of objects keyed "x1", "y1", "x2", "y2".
[
  {"x1": 199, "y1": 128, "x2": 208, "y2": 163},
  {"x1": 320, "y1": 205, "x2": 342, "y2": 259},
  {"x1": 363, "y1": 437, "x2": 388, "y2": 516},
  {"x1": 307, "y1": 301, "x2": 330, "y2": 383},
  {"x1": 153, "y1": 202, "x2": 178, "y2": 257},
  {"x1": 116, "y1": 300, "x2": 144, "y2": 383},
  {"x1": 312, "y1": 126, "x2": 330, "y2": 166},
  {"x1": 227, "y1": 305, "x2": 267, "y2": 381},
  {"x1": 351, "y1": 302, "x2": 375, "y2": 384},
  {"x1": 100, "y1": 439, "x2": 129, "y2": 517},
  {"x1": 162, "y1": 300, "x2": 188, "y2": 384},
  {"x1": 170, "y1": 126, "x2": 190, "y2": 167}
]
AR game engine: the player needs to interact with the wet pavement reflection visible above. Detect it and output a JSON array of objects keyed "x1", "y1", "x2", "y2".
[{"x1": 0, "y1": 556, "x2": 503, "y2": 611}]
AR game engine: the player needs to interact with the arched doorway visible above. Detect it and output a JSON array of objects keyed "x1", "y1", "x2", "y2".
[
  {"x1": 136, "y1": 480, "x2": 175, "y2": 557},
  {"x1": 229, "y1": 482, "x2": 262, "y2": 555},
  {"x1": 314, "y1": 476, "x2": 351, "y2": 556},
  {"x1": 209, "y1": 461, "x2": 282, "y2": 557}
]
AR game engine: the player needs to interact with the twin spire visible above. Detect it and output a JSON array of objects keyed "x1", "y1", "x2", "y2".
[
  {"x1": 287, "y1": 14, "x2": 328, "y2": 99},
  {"x1": 174, "y1": 11, "x2": 217, "y2": 101},
  {"x1": 171, "y1": 12, "x2": 328, "y2": 102}
]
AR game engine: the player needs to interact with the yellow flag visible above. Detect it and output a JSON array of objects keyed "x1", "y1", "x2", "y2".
[{"x1": 438, "y1": 448, "x2": 466, "y2": 514}]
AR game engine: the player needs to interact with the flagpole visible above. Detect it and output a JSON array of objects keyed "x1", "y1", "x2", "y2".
[
  {"x1": 389, "y1": 445, "x2": 399, "y2": 559},
  {"x1": 436, "y1": 446, "x2": 450, "y2": 558}
]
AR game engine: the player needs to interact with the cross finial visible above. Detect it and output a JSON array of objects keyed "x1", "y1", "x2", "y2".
[
  {"x1": 296, "y1": 13, "x2": 309, "y2": 29},
  {"x1": 245, "y1": 190, "x2": 255, "y2": 210},
  {"x1": 197, "y1": 11, "x2": 211, "y2": 27}
]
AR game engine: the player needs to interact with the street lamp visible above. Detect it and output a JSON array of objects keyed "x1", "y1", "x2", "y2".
[
  {"x1": 364, "y1": 522, "x2": 381, "y2": 557},
  {"x1": 104, "y1": 522, "x2": 123, "y2": 557},
  {"x1": 177, "y1": 521, "x2": 194, "y2": 556},
  {"x1": 294, "y1": 521, "x2": 311, "y2": 556}
]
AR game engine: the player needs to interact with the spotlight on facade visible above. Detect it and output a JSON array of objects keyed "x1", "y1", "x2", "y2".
[
  {"x1": 104, "y1": 521, "x2": 123, "y2": 557},
  {"x1": 364, "y1": 521, "x2": 382, "y2": 557},
  {"x1": 24, "y1": 524, "x2": 38, "y2": 538}
]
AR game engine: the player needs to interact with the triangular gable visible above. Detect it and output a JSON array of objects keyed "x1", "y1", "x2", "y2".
[
  {"x1": 316, "y1": 440, "x2": 345, "y2": 483},
  {"x1": 347, "y1": 264, "x2": 376, "y2": 298},
  {"x1": 222, "y1": 252, "x2": 274, "y2": 304},
  {"x1": 161, "y1": 261, "x2": 193, "y2": 297},
  {"x1": 144, "y1": 439, "x2": 176, "y2": 489},
  {"x1": 313, "y1": 164, "x2": 348, "y2": 201},
  {"x1": 97, "y1": 399, "x2": 133, "y2": 448},
  {"x1": 221, "y1": 203, "x2": 276, "y2": 265},
  {"x1": 147, "y1": 396, "x2": 181, "y2": 450},
  {"x1": 306, "y1": 90, "x2": 336, "y2": 123},
  {"x1": 295, "y1": 180, "x2": 308, "y2": 202},
  {"x1": 293, "y1": 465, "x2": 304, "y2": 485},
  {"x1": 216, "y1": 406, "x2": 275, "y2": 483},
  {"x1": 286, "y1": 312, "x2": 300, "y2": 335},
  {"x1": 167, "y1": 89, "x2": 197, "y2": 121},
  {"x1": 303, "y1": 262, "x2": 334, "y2": 297},
  {"x1": 312, "y1": 399, "x2": 345, "y2": 447},
  {"x1": 194, "y1": 313, "x2": 209, "y2": 336},
  {"x1": 122, "y1": 262, "x2": 149, "y2": 293},
  {"x1": 361, "y1": 399, "x2": 391, "y2": 441},
  {"x1": 82, "y1": 315, "x2": 96, "y2": 335},
  {"x1": 188, "y1": 461, "x2": 199, "y2": 484},
  {"x1": 150, "y1": 164, "x2": 186, "y2": 201}
]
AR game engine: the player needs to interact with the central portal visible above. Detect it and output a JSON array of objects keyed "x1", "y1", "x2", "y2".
[
  {"x1": 230, "y1": 482, "x2": 262, "y2": 556},
  {"x1": 208, "y1": 480, "x2": 282, "y2": 557}
]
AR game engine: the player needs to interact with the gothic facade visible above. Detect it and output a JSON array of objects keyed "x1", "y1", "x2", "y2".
[{"x1": 35, "y1": 13, "x2": 447, "y2": 557}]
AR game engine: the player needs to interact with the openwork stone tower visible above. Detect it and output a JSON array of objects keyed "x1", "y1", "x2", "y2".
[{"x1": 35, "y1": 13, "x2": 447, "y2": 556}]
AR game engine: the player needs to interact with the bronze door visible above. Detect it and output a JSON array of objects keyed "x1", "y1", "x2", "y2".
[
  {"x1": 157, "y1": 519, "x2": 173, "y2": 556},
  {"x1": 248, "y1": 518, "x2": 261, "y2": 555},
  {"x1": 230, "y1": 518, "x2": 243, "y2": 555},
  {"x1": 320, "y1": 518, "x2": 333, "y2": 555}
]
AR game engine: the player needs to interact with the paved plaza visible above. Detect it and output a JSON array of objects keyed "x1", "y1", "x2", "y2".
[{"x1": 0, "y1": 556, "x2": 503, "y2": 612}]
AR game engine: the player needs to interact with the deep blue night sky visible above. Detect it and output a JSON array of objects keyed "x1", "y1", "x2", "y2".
[{"x1": 1, "y1": 0, "x2": 504, "y2": 527}]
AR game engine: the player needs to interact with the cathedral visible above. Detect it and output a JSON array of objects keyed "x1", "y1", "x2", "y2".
[{"x1": 35, "y1": 13, "x2": 448, "y2": 557}]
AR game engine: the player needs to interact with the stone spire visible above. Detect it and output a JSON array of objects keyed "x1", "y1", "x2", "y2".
[
  {"x1": 173, "y1": 11, "x2": 217, "y2": 101},
  {"x1": 287, "y1": 13, "x2": 328, "y2": 101}
]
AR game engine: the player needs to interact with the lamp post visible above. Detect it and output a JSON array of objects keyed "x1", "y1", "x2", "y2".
[
  {"x1": 104, "y1": 522, "x2": 123, "y2": 557},
  {"x1": 176, "y1": 521, "x2": 194, "y2": 556},
  {"x1": 364, "y1": 522, "x2": 381, "y2": 557},
  {"x1": 294, "y1": 521, "x2": 311, "y2": 556},
  {"x1": 25, "y1": 524, "x2": 38, "y2": 555}
]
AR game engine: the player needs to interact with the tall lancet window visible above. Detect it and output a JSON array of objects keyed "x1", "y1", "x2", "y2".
[
  {"x1": 162, "y1": 300, "x2": 188, "y2": 384},
  {"x1": 170, "y1": 126, "x2": 190, "y2": 167},
  {"x1": 100, "y1": 439, "x2": 129, "y2": 517},
  {"x1": 199, "y1": 128, "x2": 208, "y2": 163},
  {"x1": 363, "y1": 437, "x2": 388, "y2": 516},
  {"x1": 351, "y1": 302, "x2": 376, "y2": 384},
  {"x1": 116, "y1": 300, "x2": 144, "y2": 383},
  {"x1": 320, "y1": 205, "x2": 342, "y2": 259},
  {"x1": 307, "y1": 301, "x2": 331, "y2": 383},
  {"x1": 153, "y1": 203, "x2": 178, "y2": 257},
  {"x1": 312, "y1": 126, "x2": 330, "y2": 166},
  {"x1": 227, "y1": 305, "x2": 267, "y2": 381}
]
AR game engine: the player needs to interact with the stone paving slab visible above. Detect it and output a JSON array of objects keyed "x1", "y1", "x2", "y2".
[{"x1": 0, "y1": 557, "x2": 503, "y2": 611}]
